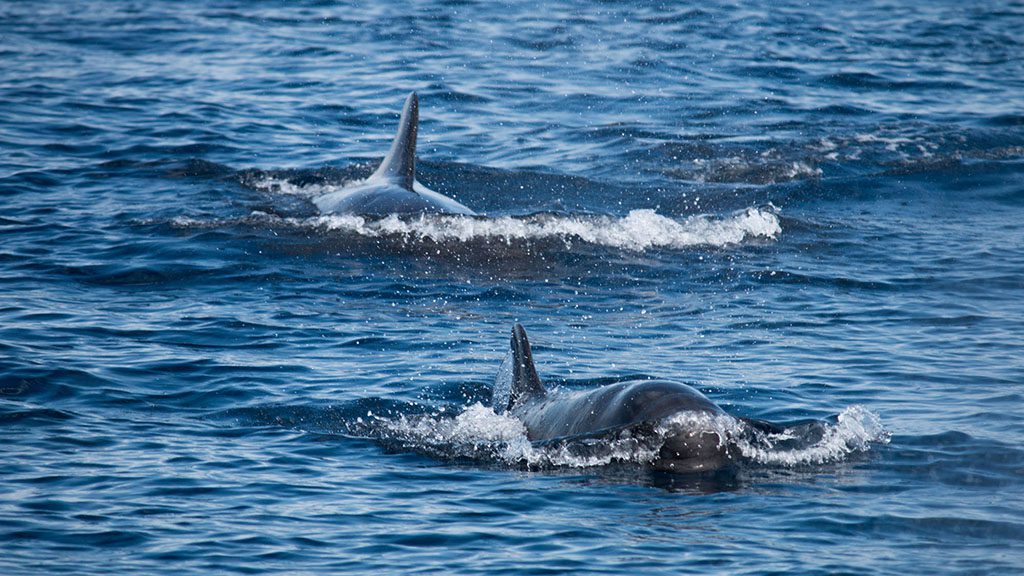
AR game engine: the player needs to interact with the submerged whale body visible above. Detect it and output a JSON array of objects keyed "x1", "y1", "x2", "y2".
[
  {"x1": 314, "y1": 92, "x2": 475, "y2": 216},
  {"x1": 496, "y1": 324, "x2": 793, "y2": 473}
]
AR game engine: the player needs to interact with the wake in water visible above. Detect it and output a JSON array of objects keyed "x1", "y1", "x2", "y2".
[
  {"x1": 224, "y1": 400, "x2": 888, "y2": 473},
  {"x1": 195, "y1": 170, "x2": 784, "y2": 251},
  {"x1": 172, "y1": 207, "x2": 781, "y2": 252},
  {"x1": 364, "y1": 403, "x2": 889, "y2": 471}
]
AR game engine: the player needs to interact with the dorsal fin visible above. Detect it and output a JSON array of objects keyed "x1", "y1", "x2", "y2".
[
  {"x1": 370, "y1": 92, "x2": 418, "y2": 191},
  {"x1": 508, "y1": 323, "x2": 545, "y2": 410}
]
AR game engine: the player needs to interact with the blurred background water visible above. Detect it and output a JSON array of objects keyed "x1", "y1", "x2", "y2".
[{"x1": 2, "y1": 1, "x2": 1023, "y2": 573}]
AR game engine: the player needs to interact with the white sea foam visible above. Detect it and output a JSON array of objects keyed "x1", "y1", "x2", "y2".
[
  {"x1": 222, "y1": 207, "x2": 781, "y2": 252},
  {"x1": 246, "y1": 174, "x2": 370, "y2": 198},
  {"x1": 657, "y1": 405, "x2": 890, "y2": 467},
  {"x1": 375, "y1": 403, "x2": 664, "y2": 468},
  {"x1": 369, "y1": 403, "x2": 888, "y2": 471},
  {"x1": 372, "y1": 403, "x2": 534, "y2": 463},
  {"x1": 235, "y1": 172, "x2": 783, "y2": 250},
  {"x1": 770, "y1": 404, "x2": 890, "y2": 465},
  {"x1": 687, "y1": 155, "x2": 822, "y2": 184}
]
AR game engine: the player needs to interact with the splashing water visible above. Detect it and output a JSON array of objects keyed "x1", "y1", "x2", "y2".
[
  {"x1": 748, "y1": 406, "x2": 890, "y2": 466},
  {"x1": 365, "y1": 402, "x2": 888, "y2": 471},
  {"x1": 657, "y1": 406, "x2": 891, "y2": 467},
  {"x1": 173, "y1": 207, "x2": 780, "y2": 252}
]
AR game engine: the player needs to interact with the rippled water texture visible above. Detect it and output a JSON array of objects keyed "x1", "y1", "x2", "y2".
[{"x1": 2, "y1": 1, "x2": 1024, "y2": 574}]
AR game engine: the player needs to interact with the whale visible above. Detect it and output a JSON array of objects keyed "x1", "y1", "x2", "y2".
[
  {"x1": 314, "y1": 92, "x2": 475, "y2": 216},
  {"x1": 494, "y1": 324, "x2": 799, "y2": 473}
]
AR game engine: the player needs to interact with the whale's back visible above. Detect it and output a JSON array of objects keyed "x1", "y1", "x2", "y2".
[
  {"x1": 314, "y1": 180, "x2": 474, "y2": 216},
  {"x1": 514, "y1": 379, "x2": 723, "y2": 442}
]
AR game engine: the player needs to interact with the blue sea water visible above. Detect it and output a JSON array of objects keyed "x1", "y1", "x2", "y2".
[{"x1": 2, "y1": 0, "x2": 1024, "y2": 573}]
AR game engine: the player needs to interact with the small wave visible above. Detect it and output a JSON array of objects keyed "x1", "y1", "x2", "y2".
[
  {"x1": 659, "y1": 405, "x2": 890, "y2": 467},
  {"x1": 240, "y1": 173, "x2": 781, "y2": 249},
  {"x1": 661, "y1": 125, "x2": 1024, "y2": 187},
  {"x1": 173, "y1": 207, "x2": 781, "y2": 252},
  {"x1": 365, "y1": 403, "x2": 888, "y2": 471},
  {"x1": 684, "y1": 156, "x2": 823, "y2": 185},
  {"x1": 244, "y1": 174, "x2": 359, "y2": 198},
  {"x1": 238, "y1": 166, "x2": 373, "y2": 198},
  {"x1": 370, "y1": 403, "x2": 663, "y2": 469}
]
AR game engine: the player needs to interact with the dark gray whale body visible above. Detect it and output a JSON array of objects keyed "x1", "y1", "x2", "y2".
[
  {"x1": 314, "y1": 92, "x2": 475, "y2": 216},
  {"x1": 497, "y1": 324, "x2": 785, "y2": 473}
]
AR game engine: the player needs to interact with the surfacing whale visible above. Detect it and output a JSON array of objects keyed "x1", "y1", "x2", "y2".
[
  {"x1": 495, "y1": 324, "x2": 805, "y2": 473},
  {"x1": 314, "y1": 92, "x2": 475, "y2": 217}
]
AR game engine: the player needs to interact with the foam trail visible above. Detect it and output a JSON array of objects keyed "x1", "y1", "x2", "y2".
[
  {"x1": 657, "y1": 405, "x2": 890, "y2": 466},
  {"x1": 735, "y1": 405, "x2": 890, "y2": 466},
  {"x1": 175, "y1": 206, "x2": 782, "y2": 252},
  {"x1": 223, "y1": 173, "x2": 786, "y2": 250},
  {"x1": 367, "y1": 403, "x2": 888, "y2": 471},
  {"x1": 320, "y1": 208, "x2": 781, "y2": 250}
]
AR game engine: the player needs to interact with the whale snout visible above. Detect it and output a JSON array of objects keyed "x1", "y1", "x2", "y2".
[{"x1": 651, "y1": 430, "x2": 732, "y2": 473}]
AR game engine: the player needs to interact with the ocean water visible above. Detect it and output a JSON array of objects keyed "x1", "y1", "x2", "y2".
[{"x1": 2, "y1": 0, "x2": 1023, "y2": 573}]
